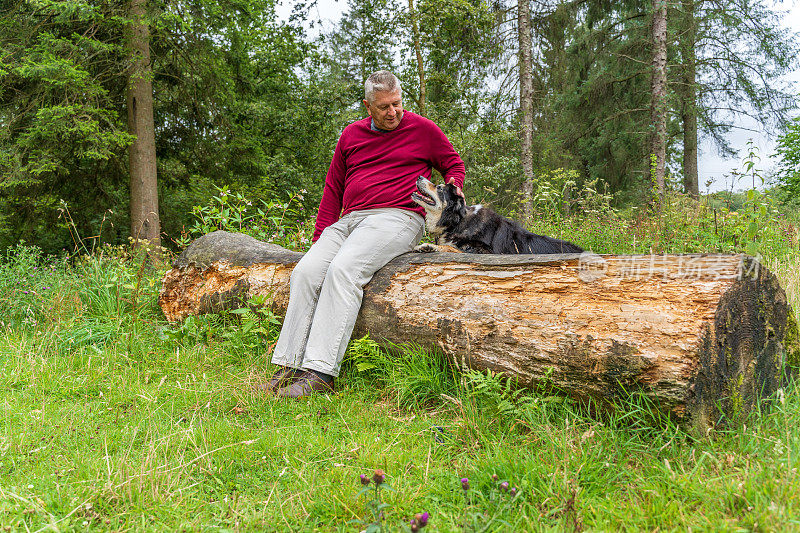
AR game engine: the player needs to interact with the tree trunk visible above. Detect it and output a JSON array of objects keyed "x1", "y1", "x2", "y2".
[
  {"x1": 650, "y1": 0, "x2": 668, "y2": 203},
  {"x1": 159, "y1": 231, "x2": 799, "y2": 433},
  {"x1": 408, "y1": 0, "x2": 426, "y2": 117},
  {"x1": 680, "y1": 0, "x2": 699, "y2": 199},
  {"x1": 127, "y1": 0, "x2": 160, "y2": 249},
  {"x1": 518, "y1": 0, "x2": 535, "y2": 220}
]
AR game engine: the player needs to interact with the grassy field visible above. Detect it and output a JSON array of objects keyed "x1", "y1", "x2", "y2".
[{"x1": 1, "y1": 203, "x2": 800, "y2": 532}]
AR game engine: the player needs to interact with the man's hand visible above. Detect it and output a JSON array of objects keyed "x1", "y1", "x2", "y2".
[{"x1": 447, "y1": 177, "x2": 465, "y2": 200}]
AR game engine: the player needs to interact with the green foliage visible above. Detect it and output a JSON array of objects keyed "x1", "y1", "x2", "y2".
[
  {"x1": 0, "y1": 244, "x2": 69, "y2": 330},
  {"x1": 518, "y1": 147, "x2": 799, "y2": 261},
  {"x1": 524, "y1": 190, "x2": 797, "y2": 259},
  {"x1": 179, "y1": 185, "x2": 312, "y2": 250},
  {"x1": 732, "y1": 142, "x2": 780, "y2": 257},
  {"x1": 228, "y1": 296, "x2": 281, "y2": 341},
  {"x1": 775, "y1": 116, "x2": 800, "y2": 201},
  {"x1": 0, "y1": 2, "x2": 131, "y2": 183},
  {"x1": 0, "y1": 0, "x2": 132, "y2": 252},
  {"x1": 322, "y1": 0, "x2": 398, "y2": 86},
  {"x1": 160, "y1": 297, "x2": 280, "y2": 357},
  {"x1": 550, "y1": 2, "x2": 654, "y2": 193},
  {"x1": 530, "y1": 169, "x2": 616, "y2": 220},
  {"x1": 410, "y1": 0, "x2": 499, "y2": 127},
  {"x1": 0, "y1": 0, "x2": 326, "y2": 255},
  {"x1": 507, "y1": 0, "x2": 798, "y2": 197},
  {"x1": 447, "y1": 122, "x2": 521, "y2": 210},
  {"x1": 343, "y1": 335, "x2": 460, "y2": 410},
  {"x1": 464, "y1": 368, "x2": 566, "y2": 432}
]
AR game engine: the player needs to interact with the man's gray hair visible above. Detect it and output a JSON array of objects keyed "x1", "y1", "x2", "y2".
[{"x1": 364, "y1": 71, "x2": 402, "y2": 103}]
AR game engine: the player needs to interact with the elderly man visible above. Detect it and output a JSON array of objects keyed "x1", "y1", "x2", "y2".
[{"x1": 264, "y1": 70, "x2": 465, "y2": 398}]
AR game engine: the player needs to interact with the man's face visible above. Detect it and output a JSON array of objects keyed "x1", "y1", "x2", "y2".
[{"x1": 363, "y1": 89, "x2": 403, "y2": 131}]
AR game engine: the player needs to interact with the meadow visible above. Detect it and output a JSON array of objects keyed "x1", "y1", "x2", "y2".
[{"x1": 1, "y1": 191, "x2": 799, "y2": 532}]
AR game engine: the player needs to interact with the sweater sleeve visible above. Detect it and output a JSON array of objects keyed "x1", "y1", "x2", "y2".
[
  {"x1": 312, "y1": 133, "x2": 347, "y2": 242},
  {"x1": 428, "y1": 122, "x2": 465, "y2": 189}
]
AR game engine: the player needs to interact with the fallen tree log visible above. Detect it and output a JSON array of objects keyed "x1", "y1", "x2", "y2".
[{"x1": 159, "y1": 230, "x2": 799, "y2": 432}]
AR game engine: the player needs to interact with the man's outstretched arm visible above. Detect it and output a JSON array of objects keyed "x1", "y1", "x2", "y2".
[{"x1": 428, "y1": 122, "x2": 466, "y2": 199}]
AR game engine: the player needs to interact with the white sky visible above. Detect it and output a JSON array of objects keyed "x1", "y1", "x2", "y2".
[
  {"x1": 700, "y1": 0, "x2": 800, "y2": 192},
  {"x1": 278, "y1": 0, "x2": 800, "y2": 193}
]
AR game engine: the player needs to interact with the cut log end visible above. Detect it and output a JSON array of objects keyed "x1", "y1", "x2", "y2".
[
  {"x1": 692, "y1": 264, "x2": 797, "y2": 432},
  {"x1": 159, "y1": 231, "x2": 300, "y2": 322},
  {"x1": 159, "y1": 231, "x2": 798, "y2": 432}
]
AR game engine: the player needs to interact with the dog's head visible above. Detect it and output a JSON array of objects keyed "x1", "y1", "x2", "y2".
[{"x1": 411, "y1": 176, "x2": 466, "y2": 235}]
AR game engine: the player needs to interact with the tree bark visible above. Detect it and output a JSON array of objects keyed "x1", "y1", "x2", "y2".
[
  {"x1": 518, "y1": 0, "x2": 535, "y2": 220},
  {"x1": 408, "y1": 0, "x2": 426, "y2": 117},
  {"x1": 680, "y1": 0, "x2": 700, "y2": 199},
  {"x1": 650, "y1": 0, "x2": 668, "y2": 203},
  {"x1": 127, "y1": 0, "x2": 161, "y2": 249},
  {"x1": 160, "y1": 231, "x2": 799, "y2": 433}
]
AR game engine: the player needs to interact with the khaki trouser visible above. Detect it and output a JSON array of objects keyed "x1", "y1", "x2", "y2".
[{"x1": 271, "y1": 208, "x2": 425, "y2": 377}]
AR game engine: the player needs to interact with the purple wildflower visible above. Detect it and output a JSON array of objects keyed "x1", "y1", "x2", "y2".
[
  {"x1": 492, "y1": 474, "x2": 499, "y2": 481},
  {"x1": 360, "y1": 474, "x2": 370, "y2": 486},
  {"x1": 372, "y1": 469, "x2": 385, "y2": 485},
  {"x1": 510, "y1": 487, "x2": 518, "y2": 496},
  {"x1": 500, "y1": 481, "x2": 509, "y2": 492},
  {"x1": 410, "y1": 511, "x2": 429, "y2": 531},
  {"x1": 461, "y1": 478, "x2": 470, "y2": 491}
]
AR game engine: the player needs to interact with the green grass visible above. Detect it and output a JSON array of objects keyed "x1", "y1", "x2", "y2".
[{"x1": 1, "y1": 207, "x2": 800, "y2": 531}]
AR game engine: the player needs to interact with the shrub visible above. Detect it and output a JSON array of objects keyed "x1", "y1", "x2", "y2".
[
  {"x1": 0, "y1": 244, "x2": 70, "y2": 330},
  {"x1": 179, "y1": 185, "x2": 313, "y2": 250}
]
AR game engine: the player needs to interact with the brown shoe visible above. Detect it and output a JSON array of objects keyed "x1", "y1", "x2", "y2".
[
  {"x1": 276, "y1": 371, "x2": 334, "y2": 399},
  {"x1": 255, "y1": 366, "x2": 301, "y2": 393}
]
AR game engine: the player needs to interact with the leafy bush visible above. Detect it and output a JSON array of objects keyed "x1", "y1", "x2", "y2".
[
  {"x1": 179, "y1": 185, "x2": 313, "y2": 250},
  {"x1": 0, "y1": 244, "x2": 70, "y2": 330},
  {"x1": 775, "y1": 117, "x2": 800, "y2": 200},
  {"x1": 160, "y1": 295, "x2": 281, "y2": 361},
  {"x1": 532, "y1": 169, "x2": 616, "y2": 219}
]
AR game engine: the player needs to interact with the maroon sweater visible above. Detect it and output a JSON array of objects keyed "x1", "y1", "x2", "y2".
[{"x1": 312, "y1": 112, "x2": 466, "y2": 241}]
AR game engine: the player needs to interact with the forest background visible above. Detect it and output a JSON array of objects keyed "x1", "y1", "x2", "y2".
[{"x1": 2, "y1": 0, "x2": 800, "y2": 254}]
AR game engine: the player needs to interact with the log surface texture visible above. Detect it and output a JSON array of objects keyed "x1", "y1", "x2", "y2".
[{"x1": 159, "y1": 231, "x2": 799, "y2": 431}]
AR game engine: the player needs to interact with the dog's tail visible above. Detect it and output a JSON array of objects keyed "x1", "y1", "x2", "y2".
[{"x1": 525, "y1": 234, "x2": 584, "y2": 254}]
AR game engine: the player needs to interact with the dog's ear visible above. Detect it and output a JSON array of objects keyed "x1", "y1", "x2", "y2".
[
  {"x1": 438, "y1": 184, "x2": 466, "y2": 228},
  {"x1": 444, "y1": 183, "x2": 467, "y2": 218}
]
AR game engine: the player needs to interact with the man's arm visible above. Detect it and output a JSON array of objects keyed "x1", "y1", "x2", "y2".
[
  {"x1": 312, "y1": 136, "x2": 347, "y2": 242},
  {"x1": 427, "y1": 122, "x2": 466, "y2": 197}
]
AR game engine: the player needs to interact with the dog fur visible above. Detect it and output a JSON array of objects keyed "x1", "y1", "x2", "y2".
[{"x1": 411, "y1": 176, "x2": 584, "y2": 254}]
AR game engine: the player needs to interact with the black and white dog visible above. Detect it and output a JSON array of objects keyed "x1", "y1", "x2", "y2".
[{"x1": 411, "y1": 176, "x2": 583, "y2": 254}]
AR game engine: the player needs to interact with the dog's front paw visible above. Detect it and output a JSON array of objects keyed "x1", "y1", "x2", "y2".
[{"x1": 414, "y1": 243, "x2": 440, "y2": 253}]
